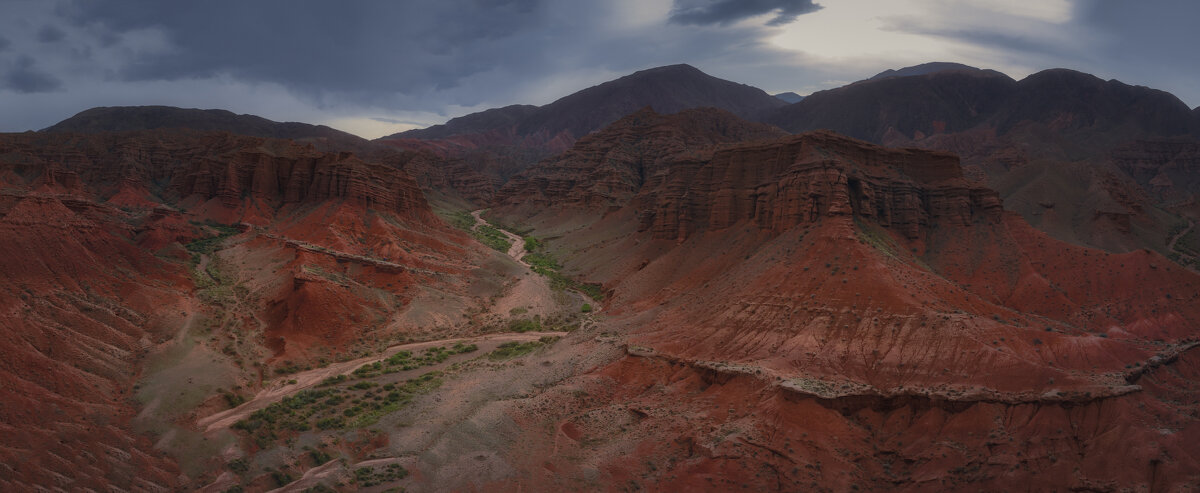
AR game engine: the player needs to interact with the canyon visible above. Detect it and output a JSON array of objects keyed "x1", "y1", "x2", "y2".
[{"x1": 2, "y1": 62, "x2": 1199, "y2": 491}]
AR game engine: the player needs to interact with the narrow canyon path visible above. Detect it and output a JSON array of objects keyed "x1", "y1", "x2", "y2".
[
  {"x1": 1168, "y1": 218, "x2": 1197, "y2": 262},
  {"x1": 471, "y1": 209, "x2": 527, "y2": 263},
  {"x1": 470, "y1": 209, "x2": 603, "y2": 313},
  {"x1": 199, "y1": 330, "x2": 566, "y2": 431}
]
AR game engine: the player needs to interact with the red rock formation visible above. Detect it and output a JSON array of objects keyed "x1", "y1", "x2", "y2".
[
  {"x1": 633, "y1": 131, "x2": 1001, "y2": 241},
  {"x1": 0, "y1": 130, "x2": 433, "y2": 223},
  {"x1": 490, "y1": 126, "x2": 1200, "y2": 490},
  {"x1": 0, "y1": 130, "x2": 491, "y2": 490},
  {"x1": 492, "y1": 107, "x2": 788, "y2": 220},
  {"x1": 0, "y1": 191, "x2": 188, "y2": 490}
]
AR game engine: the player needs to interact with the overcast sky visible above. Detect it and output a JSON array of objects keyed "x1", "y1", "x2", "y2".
[{"x1": 0, "y1": 0, "x2": 1196, "y2": 139}]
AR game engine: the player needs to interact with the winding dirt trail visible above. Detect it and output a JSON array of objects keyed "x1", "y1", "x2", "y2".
[
  {"x1": 198, "y1": 331, "x2": 566, "y2": 432},
  {"x1": 471, "y1": 209, "x2": 527, "y2": 263},
  {"x1": 1168, "y1": 218, "x2": 1196, "y2": 261},
  {"x1": 471, "y1": 209, "x2": 603, "y2": 313}
]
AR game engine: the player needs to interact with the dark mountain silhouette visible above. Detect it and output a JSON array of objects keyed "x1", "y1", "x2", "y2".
[
  {"x1": 398, "y1": 104, "x2": 538, "y2": 140},
  {"x1": 386, "y1": 64, "x2": 785, "y2": 143},
  {"x1": 773, "y1": 91, "x2": 804, "y2": 103},
  {"x1": 869, "y1": 61, "x2": 1004, "y2": 80},
  {"x1": 767, "y1": 66, "x2": 1197, "y2": 144},
  {"x1": 994, "y1": 68, "x2": 1196, "y2": 137},
  {"x1": 44, "y1": 105, "x2": 370, "y2": 149},
  {"x1": 765, "y1": 65, "x2": 1200, "y2": 259},
  {"x1": 377, "y1": 64, "x2": 787, "y2": 202},
  {"x1": 766, "y1": 68, "x2": 1017, "y2": 142}
]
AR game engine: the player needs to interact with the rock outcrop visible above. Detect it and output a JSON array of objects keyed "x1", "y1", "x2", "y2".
[
  {"x1": 635, "y1": 131, "x2": 1002, "y2": 240},
  {"x1": 493, "y1": 107, "x2": 787, "y2": 216},
  {"x1": 487, "y1": 109, "x2": 1200, "y2": 491},
  {"x1": 0, "y1": 130, "x2": 432, "y2": 222}
]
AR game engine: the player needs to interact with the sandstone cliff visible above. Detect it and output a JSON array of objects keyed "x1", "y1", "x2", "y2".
[
  {"x1": 634, "y1": 131, "x2": 1002, "y2": 241},
  {"x1": 0, "y1": 130, "x2": 432, "y2": 223}
]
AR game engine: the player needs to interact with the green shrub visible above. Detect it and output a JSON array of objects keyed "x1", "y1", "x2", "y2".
[
  {"x1": 489, "y1": 340, "x2": 543, "y2": 361},
  {"x1": 473, "y1": 224, "x2": 512, "y2": 252},
  {"x1": 509, "y1": 318, "x2": 542, "y2": 333}
]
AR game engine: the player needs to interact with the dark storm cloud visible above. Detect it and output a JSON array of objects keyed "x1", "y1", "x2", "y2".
[
  {"x1": 37, "y1": 25, "x2": 66, "y2": 43},
  {"x1": 669, "y1": 0, "x2": 822, "y2": 26},
  {"x1": 59, "y1": 0, "x2": 549, "y2": 106},
  {"x1": 0, "y1": 36, "x2": 11, "y2": 52},
  {"x1": 3, "y1": 55, "x2": 64, "y2": 93},
  {"x1": 1071, "y1": 0, "x2": 1200, "y2": 106}
]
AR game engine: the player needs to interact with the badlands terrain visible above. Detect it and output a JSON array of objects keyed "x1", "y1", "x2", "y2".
[{"x1": 2, "y1": 63, "x2": 1200, "y2": 491}]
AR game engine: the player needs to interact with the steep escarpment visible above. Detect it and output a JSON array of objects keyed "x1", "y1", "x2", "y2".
[
  {"x1": 634, "y1": 131, "x2": 1002, "y2": 241},
  {"x1": 492, "y1": 107, "x2": 787, "y2": 221},
  {"x1": 0, "y1": 130, "x2": 433, "y2": 226}
]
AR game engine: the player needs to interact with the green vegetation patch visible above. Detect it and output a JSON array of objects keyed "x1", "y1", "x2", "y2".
[
  {"x1": 354, "y1": 464, "x2": 409, "y2": 488},
  {"x1": 508, "y1": 318, "x2": 542, "y2": 333},
  {"x1": 523, "y1": 236, "x2": 543, "y2": 252},
  {"x1": 233, "y1": 370, "x2": 447, "y2": 445},
  {"x1": 185, "y1": 221, "x2": 240, "y2": 258},
  {"x1": 193, "y1": 256, "x2": 249, "y2": 306},
  {"x1": 523, "y1": 251, "x2": 604, "y2": 300},
  {"x1": 488, "y1": 336, "x2": 558, "y2": 361},
  {"x1": 441, "y1": 210, "x2": 477, "y2": 231},
  {"x1": 437, "y1": 209, "x2": 514, "y2": 252},
  {"x1": 1176, "y1": 228, "x2": 1200, "y2": 257},
  {"x1": 473, "y1": 223, "x2": 513, "y2": 252},
  {"x1": 351, "y1": 343, "x2": 478, "y2": 379}
]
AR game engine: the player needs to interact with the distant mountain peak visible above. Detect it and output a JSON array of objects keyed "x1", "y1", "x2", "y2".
[
  {"x1": 386, "y1": 63, "x2": 785, "y2": 143},
  {"x1": 870, "y1": 62, "x2": 1006, "y2": 80},
  {"x1": 42, "y1": 105, "x2": 368, "y2": 148},
  {"x1": 628, "y1": 63, "x2": 703, "y2": 76},
  {"x1": 774, "y1": 92, "x2": 805, "y2": 104}
]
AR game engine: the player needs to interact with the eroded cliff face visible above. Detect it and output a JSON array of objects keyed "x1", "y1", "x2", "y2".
[
  {"x1": 636, "y1": 131, "x2": 1002, "y2": 241},
  {"x1": 485, "y1": 123, "x2": 1200, "y2": 491},
  {"x1": 0, "y1": 131, "x2": 432, "y2": 223},
  {"x1": 492, "y1": 107, "x2": 787, "y2": 220}
]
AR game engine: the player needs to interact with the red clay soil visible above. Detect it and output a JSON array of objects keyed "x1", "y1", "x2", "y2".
[
  {"x1": 0, "y1": 130, "x2": 490, "y2": 490},
  {"x1": 489, "y1": 129, "x2": 1200, "y2": 490},
  {"x1": 0, "y1": 192, "x2": 190, "y2": 490}
]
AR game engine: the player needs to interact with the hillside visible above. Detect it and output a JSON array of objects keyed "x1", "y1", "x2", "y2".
[
  {"x1": 44, "y1": 106, "x2": 371, "y2": 150},
  {"x1": 765, "y1": 65, "x2": 1200, "y2": 261},
  {"x1": 481, "y1": 127, "x2": 1200, "y2": 491},
  {"x1": 377, "y1": 64, "x2": 787, "y2": 202},
  {"x1": 0, "y1": 129, "x2": 525, "y2": 490}
]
